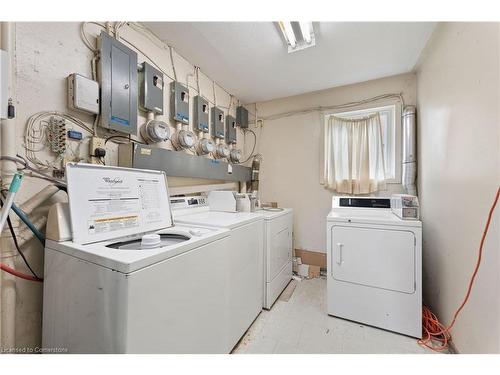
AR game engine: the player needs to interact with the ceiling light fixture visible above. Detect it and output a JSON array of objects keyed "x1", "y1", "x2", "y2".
[
  {"x1": 298, "y1": 22, "x2": 312, "y2": 44},
  {"x1": 279, "y1": 21, "x2": 296, "y2": 48},
  {"x1": 277, "y1": 21, "x2": 316, "y2": 53}
]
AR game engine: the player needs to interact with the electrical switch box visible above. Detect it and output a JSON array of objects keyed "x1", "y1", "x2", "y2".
[
  {"x1": 194, "y1": 95, "x2": 209, "y2": 132},
  {"x1": 226, "y1": 115, "x2": 237, "y2": 144},
  {"x1": 67, "y1": 73, "x2": 100, "y2": 115},
  {"x1": 0, "y1": 50, "x2": 9, "y2": 120},
  {"x1": 97, "y1": 32, "x2": 138, "y2": 135},
  {"x1": 236, "y1": 105, "x2": 249, "y2": 129},
  {"x1": 139, "y1": 62, "x2": 163, "y2": 114},
  {"x1": 211, "y1": 107, "x2": 225, "y2": 139},
  {"x1": 170, "y1": 81, "x2": 189, "y2": 124}
]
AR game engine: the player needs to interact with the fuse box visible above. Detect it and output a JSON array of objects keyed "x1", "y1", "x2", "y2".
[
  {"x1": 97, "y1": 32, "x2": 138, "y2": 134},
  {"x1": 211, "y1": 107, "x2": 225, "y2": 139},
  {"x1": 139, "y1": 62, "x2": 163, "y2": 114},
  {"x1": 170, "y1": 81, "x2": 189, "y2": 124},
  {"x1": 236, "y1": 105, "x2": 249, "y2": 129},
  {"x1": 194, "y1": 95, "x2": 209, "y2": 132},
  {"x1": 226, "y1": 115, "x2": 237, "y2": 144}
]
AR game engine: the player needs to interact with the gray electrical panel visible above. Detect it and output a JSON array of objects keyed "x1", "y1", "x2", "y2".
[
  {"x1": 139, "y1": 62, "x2": 163, "y2": 114},
  {"x1": 170, "y1": 81, "x2": 189, "y2": 124},
  {"x1": 236, "y1": 105, "x2": 249, "y2": 129},
  {"x1": 211, "y1": 107, "x2": 225, "y2": 139},
  {"x1": 98, "y1": 32, "x2": 138, "y2": 134},
  {"x1": 194, "y1": 95, "x2": 209, "y2": 132},
  {"x1": 226, "y1": 115, "x2": 237, "y2": 144}
]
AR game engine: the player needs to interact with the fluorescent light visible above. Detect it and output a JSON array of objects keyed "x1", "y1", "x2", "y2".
[
  {"x1": 299, "y1": 22, "x2": 312, "y2": 44},
  {"x1": 279, "y1": 21, "x2": 296, "y2": 48}
]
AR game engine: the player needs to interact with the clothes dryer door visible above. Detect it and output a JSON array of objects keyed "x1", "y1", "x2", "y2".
[{"x1": 331, "y1": 225, "x2": 415, "y2": 294}]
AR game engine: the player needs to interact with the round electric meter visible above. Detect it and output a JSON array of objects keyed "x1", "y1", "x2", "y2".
[
  {"x1": 197, "y1": 138, "x2": 215, "y2": 155},
  {"x1": 214, "y1": 143, "x2": 230, "y2": 159},
  {"x1": 141, "y1": 120, "x2": 170, "y2": 143},
  {"x1": 172, "y1": 129, "x2": 195, "y2": 150},
  {"x1": 229, "y1": 149, "x2": 242, "y2": 163}
]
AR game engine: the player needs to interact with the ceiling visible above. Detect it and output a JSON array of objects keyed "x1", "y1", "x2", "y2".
[{"x1": 145, "y1": 22, "x2": 436, "y2": 103}]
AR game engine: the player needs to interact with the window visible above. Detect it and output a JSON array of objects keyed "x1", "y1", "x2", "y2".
[{"x1": 330, "y1": 104, "x2": 400, "y2": 182}]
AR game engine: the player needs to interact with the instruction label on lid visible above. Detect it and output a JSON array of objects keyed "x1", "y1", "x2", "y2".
[{"x1": 66, "y1": 164, "x2": 173, "y2": 244}]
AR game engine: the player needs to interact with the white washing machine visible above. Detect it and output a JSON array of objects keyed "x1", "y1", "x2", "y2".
[
  {"x1": 42, "y1": 164, "x2": 232, "y2": 353},
  {"x1": 171, "y1": 195, "x2": 264, "y2": 350},
  {"x1": 258, "y1": 208, "x2": 293, "y2": 310},
  {"x1": 327, "y1": 196, "x2": 422, "y2": 338}
]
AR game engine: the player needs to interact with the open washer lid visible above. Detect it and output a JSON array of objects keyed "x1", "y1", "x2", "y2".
[{"x1": 66, "y1": 163, "x2": 173, "y2": 244}]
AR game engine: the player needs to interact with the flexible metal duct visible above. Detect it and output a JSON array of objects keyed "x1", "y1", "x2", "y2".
[{"x1": 402, "y1": 106, "x2": 417, "y2": 196}]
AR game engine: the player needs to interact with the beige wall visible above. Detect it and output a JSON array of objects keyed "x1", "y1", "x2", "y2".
[
  {"x1": 416, "y1": 23, "x2": 500, "y2": 353},
  {"x1": 1, "y1": 22, "x2": 242, "y2": 349},
  {"x1": 252, "y1": 73, "x2": 416, "y2": 253}
]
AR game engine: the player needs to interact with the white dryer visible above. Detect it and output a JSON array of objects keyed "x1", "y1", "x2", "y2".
[
  {"x1": 258, "y1": 208, "x2": 293, "y2": 310},
  {"x1": 42, "y1": 164, "x2": 232, "y2": 353},
  {"x1": 327, "y1": 196, "x2": 422, "y2": 338},
  {"x1": 171, "y1": 196, "x2": 264, "y2": 351}
]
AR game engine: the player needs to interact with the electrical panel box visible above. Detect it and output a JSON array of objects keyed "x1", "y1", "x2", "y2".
[
  {"x1": 236, "y1": 105, "x2": 249, "y2": 129},
  {"x1": 226, "y1": 115, "x2": 237, "y2": 144},
  {"x1": 211, "y1": 107, "x2": 225, "y2": 139},
  {"x1": 170, "y1": 81, "x2": 189, "y2": 124},
  {"x1": 67, "y1": 73, "x2": 100, "y2": 115},
  {"x1": 98, "y1": 32, "x2": 138, "y2": 134},
  {"x1": 194, "y1": 95, "x2": 209, "y2": 132},
  {"x1": 139, "y1": 62, "x2": 163, "y2": 114},
  {"x1": 0, "y1": 50, "x2": 9, "y2": 120}
]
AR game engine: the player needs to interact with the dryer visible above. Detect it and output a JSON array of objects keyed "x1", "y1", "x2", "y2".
[
  {"x1": 326, "y1": 196, "x2": 422, "y2": 338},
  {"x1": 42, "y1": 164, "x2": 232, "y2": 353}
]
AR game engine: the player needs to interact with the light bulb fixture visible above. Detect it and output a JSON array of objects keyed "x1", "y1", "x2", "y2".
[
  {"x1": 278, "y1": 21, "x2": 296, "y2": 48},
  {"x1": 298, "y1": 22, "x2": 312, "y2": 44},
  {"x1": 277, "y1": 21, "x2": 315, "y2": 53}
]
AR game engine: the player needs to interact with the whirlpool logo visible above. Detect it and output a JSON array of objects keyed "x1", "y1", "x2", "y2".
[{"x1": 102, "y1": 177, "x2": 124, "y2": 185}]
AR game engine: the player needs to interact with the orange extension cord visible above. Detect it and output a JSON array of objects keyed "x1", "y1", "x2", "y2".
[{"x1": 418, "y1": 186, "x2": 500, "y2": 351}]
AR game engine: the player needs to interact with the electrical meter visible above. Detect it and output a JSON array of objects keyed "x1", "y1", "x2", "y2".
[
  {"x1": 214, "y1": 143, "x2": 230, "y2": 159},
  {"x1": 141, "y1": 119, "x2": 170, "y2": 143},
  {"x1": 196, "y1": 138, "x2": 215, "y2": 155},
  {"x1": 171, "y1": 129, "x2": 195, "y2": 150},
  {"x1": 229, "y1": 149, "x2": 242, "y2": 163}
]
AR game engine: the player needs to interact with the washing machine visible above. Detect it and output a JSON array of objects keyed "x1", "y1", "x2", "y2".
[
  {"x1": 326, "y1": 196, "x2": 422, "y2": 338},
  {"x1": 171, "y1": 194, "x2": 264, "y2": 351},
  {"x1": 258, "y1": 208, "x2": 293, "y2": 310},
  {"x1": 42, "y1": 164, "x2": 232, "y2": 353}
]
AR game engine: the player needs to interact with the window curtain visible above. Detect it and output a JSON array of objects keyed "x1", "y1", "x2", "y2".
[{"x1": 323, "y1": 113, "x2": 387, "y2": 194}]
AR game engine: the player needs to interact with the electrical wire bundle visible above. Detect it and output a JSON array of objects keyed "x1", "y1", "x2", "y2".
[
  {"x1": 418, "y1": 186, "x2": 500, "y2": 351},
  {"x1": 24, "y1": 111, "x2": 93, "y2": 172}
]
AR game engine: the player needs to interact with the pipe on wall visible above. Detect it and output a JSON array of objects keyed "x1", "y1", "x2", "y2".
[
  {"x1": 1, "y1": 21, "x2": 17, "y2": 350},
  {"x1": 402, "y1": 105, "x2": 417, "y2": 196}
]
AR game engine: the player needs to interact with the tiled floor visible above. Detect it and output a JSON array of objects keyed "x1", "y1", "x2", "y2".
[{"x1": 234, "y1": 277, "x2": 445, "y2": 354}]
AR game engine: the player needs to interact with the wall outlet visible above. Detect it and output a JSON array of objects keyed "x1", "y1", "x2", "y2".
[{"x1": 89, "y1": 136, "x2": 106, "y2": 164}]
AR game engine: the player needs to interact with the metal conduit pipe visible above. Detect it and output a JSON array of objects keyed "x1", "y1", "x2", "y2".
[
  {"x1": 1, "y1": 21, "x2": 17, "y2": 350},
  {"x1": 402, "y1": 106, "x2": 417, "y2": 196}
]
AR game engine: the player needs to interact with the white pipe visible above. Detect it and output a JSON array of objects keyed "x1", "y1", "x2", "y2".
[
  {"x1": 1, "y1": 21, "x2": 16, "y2": 350},
  {"x1": 19, "y1": 185, "x2": 59, "y2": 215}
]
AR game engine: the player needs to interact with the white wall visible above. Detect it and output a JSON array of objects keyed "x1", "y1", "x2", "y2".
[
  {"x1": 416, "y1": 23, "x2": 500, "y2": 353},
  {"x1": 0, "y1": 22, "x2": 243, "y2": 349},
  {"x1": 252, "y1": 73, "x2": 416, "y2": 253}
]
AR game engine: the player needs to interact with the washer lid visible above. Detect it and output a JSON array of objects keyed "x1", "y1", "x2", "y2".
[
  {"x1": 66, "y1": 163, "x2": 173, "y2": 244},
  {"x1": 175, "y1": 210, "x2": 263, "y2": 229}
]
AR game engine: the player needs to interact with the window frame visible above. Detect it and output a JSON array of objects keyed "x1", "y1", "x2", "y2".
[{"x1": 323, "y1": 102, "x2": 402, "y2": 184}]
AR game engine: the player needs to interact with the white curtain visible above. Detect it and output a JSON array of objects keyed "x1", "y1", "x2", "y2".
[{"x1": 323, "y1": 113, "x2": 387, "y2": 194}]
